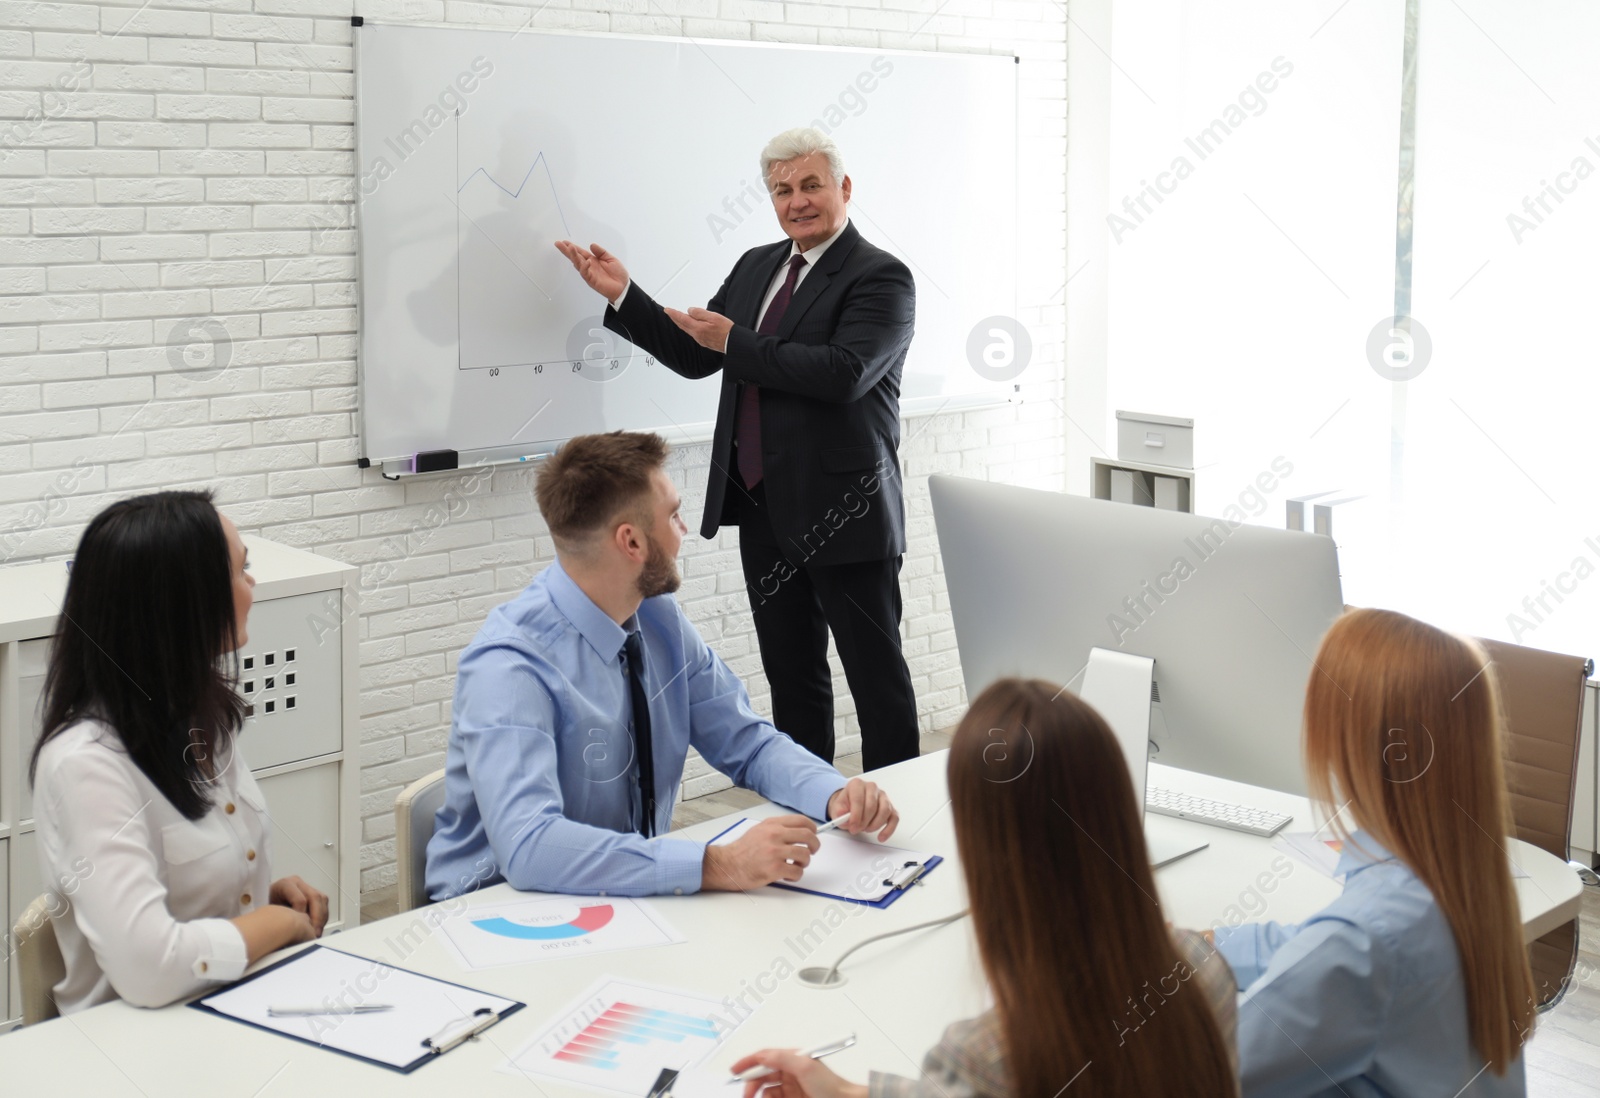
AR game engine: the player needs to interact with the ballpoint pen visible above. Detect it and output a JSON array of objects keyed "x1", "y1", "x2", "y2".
[
  {"x1": 268, "y1": 1004, "x2": 394, "y2": 1017},
  {"x1": 779, "y1": 813, "x2": 852, "y2": 871},
  {"x1": 727, "y1": 1034, "x2": 858, "y2": 1083},
  {"x1": 815, "y1": 813, "x2": 851, "y2": 835}
]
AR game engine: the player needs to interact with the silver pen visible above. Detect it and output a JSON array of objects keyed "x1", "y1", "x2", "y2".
[
  {"x1": 268, "y1": 1003, "x2": 394, "y2": 1017},
  {"x1": 728, "y1": 1033, "x2": 857, "y2": 1083}
]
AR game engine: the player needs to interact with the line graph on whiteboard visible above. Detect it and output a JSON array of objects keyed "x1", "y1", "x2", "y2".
[{"x1": 452, "y1": 112, "x2": 650, "y2": 381}]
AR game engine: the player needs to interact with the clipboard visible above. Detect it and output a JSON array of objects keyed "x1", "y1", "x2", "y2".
[
  {"x1": 708, "y1": 818, "x2": 942, "y2": 908},
  {"x1": 190, "y1": 944, "x2": 525, "y2": 1074}
]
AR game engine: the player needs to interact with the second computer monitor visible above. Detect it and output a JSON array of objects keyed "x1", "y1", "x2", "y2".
[{"x1": 929, "y1": 475, "x2": 1345, "y2": 796}]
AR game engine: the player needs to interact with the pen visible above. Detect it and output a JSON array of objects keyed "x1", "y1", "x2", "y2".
[
  {"x1": 815, "y1": 813, "x2": 850, "y2": 835},
  {"x1": 728, "y1": 1034, "x2": 857, "y2": 1083},
  {"x1": 268, "y1": 1004, "x2": 394, "y2": 1017}
]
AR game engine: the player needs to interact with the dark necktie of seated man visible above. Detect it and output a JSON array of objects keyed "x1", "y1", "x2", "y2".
[{"x1": 624, "y1": 631, "x2": 656, "y2": 837}]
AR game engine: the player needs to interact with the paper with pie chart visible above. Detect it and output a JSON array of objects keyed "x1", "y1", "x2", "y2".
[
  {"x1": 439, "y1": 896, "x2": 683, "y2": 970},
  {"x1": 502, "y1": 978, "x2": 739, "y2": 1096}
]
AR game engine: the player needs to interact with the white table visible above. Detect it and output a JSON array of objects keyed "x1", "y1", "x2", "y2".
[
  {"x1": 0, "y1": 752, "x2": 1581, "y2": 1094},
  {"x1": 1143, "y1": 762, "x2": 1583, "y2": 944}
]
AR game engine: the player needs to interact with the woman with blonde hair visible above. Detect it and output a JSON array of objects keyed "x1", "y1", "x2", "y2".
[
  {"x1": 730, "y1": 678, "x2": 1239, "y2": 1097},
  {"x1": 1214, "y1": 607, "x2": 1535, "y2": 1096}
]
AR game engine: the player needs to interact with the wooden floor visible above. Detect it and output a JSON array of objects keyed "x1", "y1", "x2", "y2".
[
  {"x1": 1525, "y1": 884, "x2": 1600, "y2": 1096},
  {"x1": 361, "y1": 734, "x2": 1600, "y2": 1092}
]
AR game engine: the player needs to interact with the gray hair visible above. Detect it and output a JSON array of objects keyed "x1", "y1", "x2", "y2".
[{"x1": 759, "y1": 127, "x2": 845, "y2": 188}]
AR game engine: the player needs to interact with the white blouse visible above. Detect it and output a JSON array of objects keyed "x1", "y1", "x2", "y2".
[{"x1": 33, "y1": 719, "x2": 274, "y2": 1012}]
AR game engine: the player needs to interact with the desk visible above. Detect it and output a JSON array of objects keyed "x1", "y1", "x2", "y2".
[
  {"x1": 1143, "y1": 762, "x2": 1584, "y2": 944},
  {"x1": 0, "y1": 753, "x2": 1582, "y2": 1094}
]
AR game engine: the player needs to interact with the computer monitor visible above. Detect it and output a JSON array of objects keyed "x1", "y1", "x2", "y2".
[{"x1": 929, "y1": 475, "x2": 1345, "y2": 797}]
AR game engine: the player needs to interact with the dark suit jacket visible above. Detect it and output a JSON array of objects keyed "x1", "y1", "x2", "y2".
[{"x1": 604, "y1": 220, "x2": 914, "y2": 567}]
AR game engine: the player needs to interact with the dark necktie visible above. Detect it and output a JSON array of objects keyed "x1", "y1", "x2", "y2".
[
  {"x1": 623, "y1": 632, "x2": 656, "y2": 838},
  {"x1": 736, "y1": 253, "x2": 809, "y2": 490}
]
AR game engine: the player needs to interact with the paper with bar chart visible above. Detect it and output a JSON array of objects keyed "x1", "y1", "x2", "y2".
[
  {"x1": 438, "y1": 896, "x2": 683, "y2": 970},
  {"x1": 503, "y1": 979, "x2": 738, "y2": 1095}
]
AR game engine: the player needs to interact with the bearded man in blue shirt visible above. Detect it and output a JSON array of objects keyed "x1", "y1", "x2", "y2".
[{"x1": 426, "y1": 430, "x2": 900, "y2": 901}]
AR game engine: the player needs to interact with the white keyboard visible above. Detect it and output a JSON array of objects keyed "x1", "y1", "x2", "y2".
[{"x1": 1145, "y1": 786, "x2": 1293, "y2": 837}]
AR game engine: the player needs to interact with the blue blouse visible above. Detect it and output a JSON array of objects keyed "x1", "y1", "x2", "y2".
[{"x1": 1214, "y1": 831, "x2": 1526, "y2": 1098}]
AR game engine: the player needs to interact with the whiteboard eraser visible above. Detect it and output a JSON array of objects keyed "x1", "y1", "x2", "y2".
[{"x1": 413, "y1": 449, "x2": 459, "y2": 473}]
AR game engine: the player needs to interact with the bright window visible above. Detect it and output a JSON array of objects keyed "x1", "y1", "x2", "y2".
[{"x1": 1103, "y1": 1, "x2": 1598, "y2": 659}]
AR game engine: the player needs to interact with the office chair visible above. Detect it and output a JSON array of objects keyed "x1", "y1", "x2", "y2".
[
  {"x1": 12, "y1": 895, "x2": 65, "y2": 1025},
  {"x1": 393, "y1": 768, "x2": 448, "y2": 914},
  {"x1": 1479, "y1": 637, "x2": 1593, "y2": 1012}
]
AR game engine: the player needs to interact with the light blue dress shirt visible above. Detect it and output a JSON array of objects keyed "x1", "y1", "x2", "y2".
[
  {"x1": 425, "y1": 558, "x2": 848, "y2": 901},
  {"x1": 1214, "y1": 831, "x2": 1526, "y2": 1098}
]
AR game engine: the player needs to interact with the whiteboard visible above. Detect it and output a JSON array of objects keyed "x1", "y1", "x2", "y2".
[{"x1": 353, "y1": 24, "x2": 1017, "y2": 468}]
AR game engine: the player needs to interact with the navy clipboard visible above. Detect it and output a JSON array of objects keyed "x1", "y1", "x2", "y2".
[
  {"x1": 708, "y1": 818, "x2": 943, "y2": 909},
  {"x1": 187, "y1": 947, "x2": 524, "y2": 1075}
]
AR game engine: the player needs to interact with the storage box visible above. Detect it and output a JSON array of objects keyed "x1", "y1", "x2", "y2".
[{"x1": 1116, "y1": 410, "x2": 1194, "y2": 469}]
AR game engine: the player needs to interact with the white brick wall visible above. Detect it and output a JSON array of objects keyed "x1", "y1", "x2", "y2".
[{"x1": 0, "y1": 0, "x2": 1067, "y2": 901}]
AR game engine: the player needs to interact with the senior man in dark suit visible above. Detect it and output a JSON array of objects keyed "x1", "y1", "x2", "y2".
[{"x1": 555, "y1": 127, "x2": 918, "y2": 771}]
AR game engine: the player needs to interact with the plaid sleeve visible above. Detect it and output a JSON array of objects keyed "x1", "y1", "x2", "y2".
[{"x1": 868, "y1": 1012, "x2": 1005, "y2": 1098}]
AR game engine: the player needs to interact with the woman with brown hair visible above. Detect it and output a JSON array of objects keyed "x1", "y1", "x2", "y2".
[
  {"x1": 730, "y1": 677, "x2": 1239, "y2": 1097},
  {"x1": 1213, "y1": 608, "x2": 1535, "y2": 1096}
]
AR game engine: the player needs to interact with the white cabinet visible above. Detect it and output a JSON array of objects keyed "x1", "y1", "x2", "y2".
[
  {"x1": 0, "y1": 536, "x2": 359, "y2": 1030},
  {"x1": 257, "y1": 763, "x2": 345, "y2": 928},
  {"x1": 9, "y1": 829, "x2": 39, "y2": 959},
  {"x1": 0, "y1": 839, "x2": 9, "y2": 1022},
  {"x1": 237, "y1": 592, "x2": 344, "y2": 770},
  {"x1": 12, "y1": 640, "x2": 46, "y2": 825}
]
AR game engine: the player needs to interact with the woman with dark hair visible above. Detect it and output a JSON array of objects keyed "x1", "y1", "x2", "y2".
[
  {"x1": 731, "y1": 678, "x2": 1238, "y2": 1097},
  {"x1": 31, "y1": 491, "x2": 327, "y2": 1012}
]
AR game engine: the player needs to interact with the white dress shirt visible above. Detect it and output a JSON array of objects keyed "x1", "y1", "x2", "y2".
[
  {"x1": 751, "y1": 218, "x2": 849, "y2": 327},
  {"x1": 609, "y1": 219, "x2": 851, "y2": 327},
  {"x1": 34, "y1": 719, "x2": 273, "y2": 1012}
]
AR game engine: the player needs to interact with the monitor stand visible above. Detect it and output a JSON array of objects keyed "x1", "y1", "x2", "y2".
[{"x1": 1080, "y1": 646, "x2": 1208, "y2": 869}]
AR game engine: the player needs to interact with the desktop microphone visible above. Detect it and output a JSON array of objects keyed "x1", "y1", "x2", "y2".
[{"x1": 796, "y1": 910, "x2": 969, "y2": 989}]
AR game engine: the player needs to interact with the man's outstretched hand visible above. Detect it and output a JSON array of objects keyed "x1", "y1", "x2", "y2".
[
  {"x1": 664, "y1": 306, "x2": 734, "y2": 353},
  {"x1": 554, "y1": 240, "x2": 629, "y2": 304},
  {"x1": 555, "y1": 241, "x2": 732, "y2": 351}
]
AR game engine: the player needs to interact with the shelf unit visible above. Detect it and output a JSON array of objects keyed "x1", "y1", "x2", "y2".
[
  {"x1": 0, "y1": 536, "x2": 360, "y2": 1028},
  {"x1": 1089, "y1": 455, "x2": 1197, "y2": 513}
]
